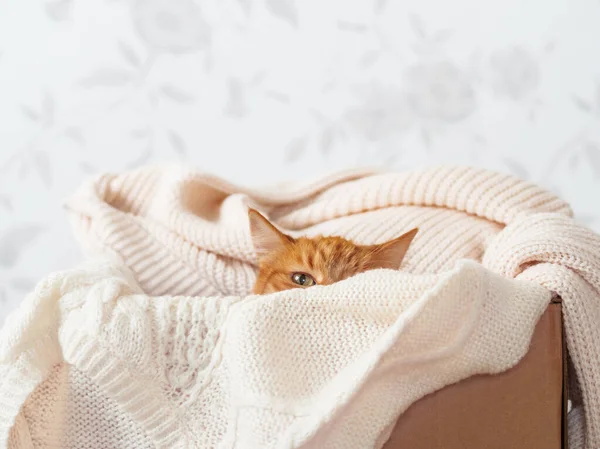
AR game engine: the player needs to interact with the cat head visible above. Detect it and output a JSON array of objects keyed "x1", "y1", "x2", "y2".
[{"x1": 248, "y1": 208, "x2": 418, "y2": 294}]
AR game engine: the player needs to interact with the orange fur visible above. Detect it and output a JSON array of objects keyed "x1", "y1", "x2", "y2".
[{"x1": 248, "y1": 209, "x2": 418, "y2": 294}]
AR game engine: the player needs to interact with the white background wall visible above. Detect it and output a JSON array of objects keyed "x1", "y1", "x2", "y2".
[{"x1": 1, "y1": 0, "x2": 599, "y2": 322}]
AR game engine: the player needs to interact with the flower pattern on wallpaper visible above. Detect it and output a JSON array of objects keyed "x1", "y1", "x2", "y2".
[
  {"x1": 489, "y1": 47, "x2": 541, "y2": 101},
  {"x1": 338, "y1": 59, "x2": 476, "y2": 156},
  {"x1": 1, "y1": 0, "x2": 600, "y2": 321},
  {"x1": 404, "y1": 61, "x2": 475, "y2": 122},
  {"x1": 345, "y1": 84, "x2": 413, "y2": 142}
]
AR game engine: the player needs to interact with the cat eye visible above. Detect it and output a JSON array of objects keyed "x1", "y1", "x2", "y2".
[{"x1": 291, "y1": 272, "x2": 316, "y2": 287}]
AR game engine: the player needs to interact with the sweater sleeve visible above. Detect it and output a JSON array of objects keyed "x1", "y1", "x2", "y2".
[{"x1": 0, "y1": 260, "x2": 143, "y2": 448}]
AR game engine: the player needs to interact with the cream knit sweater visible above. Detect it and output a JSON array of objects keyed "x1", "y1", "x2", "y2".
[{"x1": 0, "y1": 166, "x2": 598, "y2": 449}]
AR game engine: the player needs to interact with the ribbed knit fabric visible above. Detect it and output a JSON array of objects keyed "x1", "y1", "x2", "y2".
[{"x1": 0, "y1": 165, "x2": 598, "y2": 449}]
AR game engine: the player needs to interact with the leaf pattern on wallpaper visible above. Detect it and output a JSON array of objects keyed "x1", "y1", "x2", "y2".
[
  {"x1": 78, "y1": 68, "x2": 133, "y2": 88},
  {"x1": 586, "y1": 142, "x2": 600, "y2": 175},
  {"x1": 359, "y1": 51, "x2": 380, "y2": 68},
  {"x1": 503, "y1": 158, "x2": 530, "y2": 180},
  {"x1": 374, "y1": 0, "x2": 388, "y2": 12},
  {"x1": 168, "y1": 130, "x2": 187, "y2": 155},
  {"x1": 0, "y1": 225, "x2": 46, "y2": 268},
  {"x1": 572, "y1": 95, "x2": 593, "y2": 113},
  {"x1": 320, "y1": 128, "x2": 335, "y2": 155},
  {"x1": 33, "y1": 151, "x2": 53, "y2": 187},
  {"x1": 265, "y1": 90, "x2": 290, "y2": 104},
  {"x1": 44, "y1": 0, "x2": 73, "y2": 22},
  {"x1": 266, "y1": 0, "x2": 298, "y2": 27},
  {"x1": 118, "y1": 40, "x2": 142, "y2": 69},
  {"x1": 160, "y1": 84, "x2": 195, "y2": 103},
  {"x1": 42, "y1": 91, "x2": 55, "y2": 124},
  {"x1": 407, "y1": 14, "x2": 455, "y2": 55},
  {"x1": 21, "y1": 105, "x2": 41, "y2": 122},
  {"x1": 408, "y1": 13, "x2": 427, "y2": 39},
  {"x1": 20, "y1": 91, "x2": 55, "y2": 125},
  {"x1": 284, "y1": 136, "x2": 307, "y2": 162},
  {"x1": 224, "y1": 78, "x2": 247, "y2": 118},
  {"x1": 0, "y1": 195, "x2": 12, "y2": 212},
  {"x1": 65, "y1": 127, "x2": 85, "y2": 145},
  {"x1": 236, "y1": 0, "x2": 251, "y2": 16}
]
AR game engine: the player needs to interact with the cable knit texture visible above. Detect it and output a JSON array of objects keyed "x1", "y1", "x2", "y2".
[{"x1": 0, "y1": 165, "x2": 598, "y2": 449}]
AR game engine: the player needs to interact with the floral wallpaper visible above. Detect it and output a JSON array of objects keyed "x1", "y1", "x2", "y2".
[{"x1": 0, "y1": 0, "x2": 599, "y2": 322}]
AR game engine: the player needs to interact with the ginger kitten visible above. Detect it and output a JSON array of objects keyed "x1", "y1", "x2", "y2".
[{"x1": 248, "y1": 208, "x2": 418, "y2": 294}]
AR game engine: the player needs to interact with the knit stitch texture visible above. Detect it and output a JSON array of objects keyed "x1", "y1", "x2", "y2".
[{"x1": 0, "y1": 165, "x2": 598, "y2": 449}]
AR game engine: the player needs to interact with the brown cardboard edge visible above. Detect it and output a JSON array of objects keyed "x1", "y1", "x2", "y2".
[
  {"x1": 552, "y1": 296, "x2": 568, "y2": 449},
  {"x1": 383, "y1": 300, "x2": 565, "y2": 449},
  {"x1": 562, "y1": 303, "x2": 568, "y2": 449}
]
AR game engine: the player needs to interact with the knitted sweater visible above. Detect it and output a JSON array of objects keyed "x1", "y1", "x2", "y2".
[{"x1": 0, "y1": 166, "x2": 598, "y2": 449}]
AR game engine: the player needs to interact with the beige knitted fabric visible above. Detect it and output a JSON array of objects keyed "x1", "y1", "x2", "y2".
[{"x1": 0, "y1": 165, "x2": 598, "y2": 449}]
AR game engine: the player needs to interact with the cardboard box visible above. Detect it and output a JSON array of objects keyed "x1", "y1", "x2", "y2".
[{"x1": 383, "y1": 300, "x2": 566, "y2": 449}]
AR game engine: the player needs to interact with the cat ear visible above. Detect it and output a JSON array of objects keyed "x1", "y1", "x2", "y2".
[
  {"x1": 366, "y1": 228, "x2": 418, "y2": 270},
  {"x1": 248, "y1": 208, "x2": 293, "y2": 258}
]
